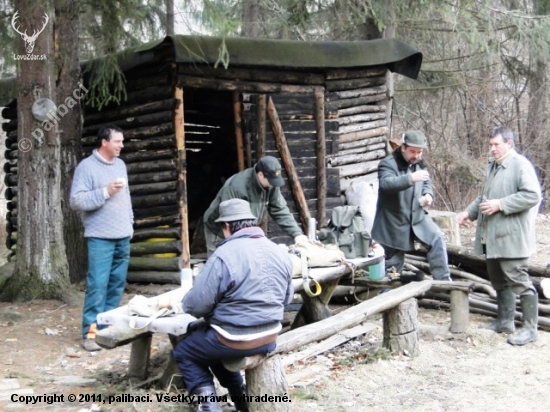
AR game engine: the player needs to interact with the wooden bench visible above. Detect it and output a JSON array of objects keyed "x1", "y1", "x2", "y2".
[
  {"x1": 222, "y1": 280, "x2": 432, "y2": 412},
  {"x1": 96, "y1": 256, "x2": 383, "y2": 381}
]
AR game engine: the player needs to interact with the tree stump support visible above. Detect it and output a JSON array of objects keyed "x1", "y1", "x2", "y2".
[
  {"x1": 383, "y1": 298, "x2": 420, "y2": 357},
  {"x1": 245, "y1": 354, "x2": 289, "y2": 412}
]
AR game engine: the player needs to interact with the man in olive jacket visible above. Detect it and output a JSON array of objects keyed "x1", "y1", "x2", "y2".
[
  {"x1": 372, "y1": 130, "x2": 451, "y2": 281},
  {"x1": 203, "y1": 156, "x2": 306, "y2": 256},
  {"x1": 457, "y1": 126, "x2": 541, "y2": 346}
]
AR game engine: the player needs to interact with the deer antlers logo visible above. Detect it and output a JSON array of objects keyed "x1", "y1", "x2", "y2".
[{"x1": 11, "y1": 11, "x2": 49, "y2": 54}]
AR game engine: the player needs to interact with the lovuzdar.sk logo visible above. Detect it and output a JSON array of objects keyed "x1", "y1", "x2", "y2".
[{"x1": 11, "y1": 10, "x2": 49, "y2": 60}]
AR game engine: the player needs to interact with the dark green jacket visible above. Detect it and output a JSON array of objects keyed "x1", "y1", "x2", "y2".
[
  {"x1": 203, "y1": 167, "x2": 302, "y2": 239},
  {"x1": 372, "y1": 149, "x2": 440, "y2": 250}
]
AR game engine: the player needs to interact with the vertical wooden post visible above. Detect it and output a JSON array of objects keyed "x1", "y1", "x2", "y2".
[
  {"x1": 256, "y1": 94, "x2": 267, "y2": 162},
  {"x1": 128, "y1": 335, "x2": 152, "y2": 380},
  {"x1": 175, "y1": 85, "x2": 190, "y2": 269},
  {"x1": 450, "y1": 290, "x2": 469, "y2": 333},
  {"x1": 314, "y1": 91, "x2": 326, "y2": 228},
  {"x1": 233, "y1": 90, "x2": 245, "y2": 171},
  {"x1": 266, "y1": 96, "x2": 311, "y2": 230}
]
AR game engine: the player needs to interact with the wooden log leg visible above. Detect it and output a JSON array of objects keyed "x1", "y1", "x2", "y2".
[
  {"x1": 450, "y1": 290, "x2": 470, "y2": 333},
  {"x1": 245, "y1": 354, "x2": 290, "y2": 412},
  {"x1": 291, "y1": 279, "x2": 340, "y2": 329},
  {"x1": 383, "y1": 298, "x2": 420, "y2": 357},
  {"x1": 128, "y1": 334, "x2": 152, "y2": 380},
  {"x1": 160, "y1": 334, "x2": 185, "y2": 391}
]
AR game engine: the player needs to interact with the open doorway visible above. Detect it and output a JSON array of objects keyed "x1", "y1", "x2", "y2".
[{"x1": 183, "y1": 88, "x2": 239, "y2": 252}]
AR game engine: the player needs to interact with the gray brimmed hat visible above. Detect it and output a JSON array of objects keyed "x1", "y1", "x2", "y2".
[
  {"x1": 403, "y1": 130, "x2": 428, "y2": 149},
  {"x1": 215, "y1": 199, "x2": 257, "y2": 223},
  {"x1": 255, "y1": 156, "x2": 284, "y2": 187}
]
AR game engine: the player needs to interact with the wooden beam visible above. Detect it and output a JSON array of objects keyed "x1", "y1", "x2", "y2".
[
  {"x1": 178, "y1": 74, "x2": 324, "y2": 94},
  {"x1": 314, "y1": 91, "x2": 326, "y2": 228},
  {"x1": 256, "y1": 94, "x2": 267, "y2": 162},
  {"x1": 174, "y1": 85, "x2": 190, "y2": 269},
  {"x1": 233, "y1": 91, "x2": 245, "y2": 171},
  {"x1": 266, "y1": 96, "x2": 311, "y2": 230}
]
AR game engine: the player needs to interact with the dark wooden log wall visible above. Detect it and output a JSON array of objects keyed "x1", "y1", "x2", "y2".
[
  {"x1": 3, "y1": 59, "x2": 393, "y2": 281},
  {"x1": 242, "y1": 66, "x2": 391, "y2": 244},
  {"x1": 2, "y1": 49, "x2": 185, "y2": 283}
]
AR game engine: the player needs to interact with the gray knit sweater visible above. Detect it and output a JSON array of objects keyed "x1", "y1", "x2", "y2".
[{"x1": 70, "y1": 150, "x2": 134, "y2": 239}]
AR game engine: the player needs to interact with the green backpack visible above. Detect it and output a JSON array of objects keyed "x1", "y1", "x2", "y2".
[{"x1": 318, "y1": 206, "x2": 372, "y2": 259}]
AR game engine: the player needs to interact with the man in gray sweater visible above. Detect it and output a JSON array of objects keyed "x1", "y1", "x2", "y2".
[{"x1": 70, "y1": 125, "x2": 133, "y2": 351}]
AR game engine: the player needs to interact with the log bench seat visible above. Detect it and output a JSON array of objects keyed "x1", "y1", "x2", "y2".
[{"x1": 95, "y1": 262, "x2": 478, "y2": 411}]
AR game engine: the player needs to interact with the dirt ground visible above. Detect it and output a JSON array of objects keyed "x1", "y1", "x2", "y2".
[{"x1": 0, "y1": 214, "x2": 549, "y2": 412}]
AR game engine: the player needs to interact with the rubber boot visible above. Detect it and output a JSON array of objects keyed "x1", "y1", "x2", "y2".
[
  {"x1": 194, "y1": 384, "x2": 222, "y2": 412},
  {"x1": 507, "y1": 294, "x2": 538, "y2": 346},
  {"x1": 228, "y1": 384, "x2": 249, "y2": 412},
  {"x1": 484, "y1": 288, "x2": 516, "y2": 334}
]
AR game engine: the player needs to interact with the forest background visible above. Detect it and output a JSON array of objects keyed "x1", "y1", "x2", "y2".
[{"x1": 0, "y1": 0, "x2": 549, "y2": 301}]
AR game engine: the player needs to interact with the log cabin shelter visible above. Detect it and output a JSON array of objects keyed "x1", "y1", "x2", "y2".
[{"x1": 1, "y1": 35, "x2": 422, "y2": 284}]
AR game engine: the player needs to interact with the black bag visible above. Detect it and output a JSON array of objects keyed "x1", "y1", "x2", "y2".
[{"x1": 318, "y1": 206, "x2": 372, "y2": 259}]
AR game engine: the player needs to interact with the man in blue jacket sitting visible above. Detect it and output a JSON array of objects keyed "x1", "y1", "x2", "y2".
[{"x1": 174, "y1": 199, "x2": 294, "y2": 412}]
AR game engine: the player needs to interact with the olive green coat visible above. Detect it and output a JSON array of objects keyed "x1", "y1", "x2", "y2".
[
  {"x1": 465, "y1": 149, "x2": 541, "y2": 259},
  {"x1": 203, "y1": 167, "x2": 302, "y2": 239}
]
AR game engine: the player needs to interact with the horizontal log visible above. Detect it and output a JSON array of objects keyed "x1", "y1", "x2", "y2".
[
  {"x1": 123, "y1": 72, "x2": 170, "y2": 92},
  {"x1": 132, "y1": 226, "x2": 180, "y2": 242},
  {"x1": 328, "y1": 149, "x2": 386, "y2": 167},
  {"x1": 179, "y1": 65, "x2": 325, "y2": 85},
  {"x1": 133, "y1": 205, "x2": 180, "y2": 220},
  {"x1": 130, "y1": 181, "x2": 177, "y2": 196},
  {"x1": 126, "y1": 270, "x2": 179, "y2": 285},
  {"x1": 4, "y1": 187, "x2": 17, "y2": 200},
  {"x1": 120, "y1": 136, "x2": 176, "y2": 152},
  {"x1": 275, "y1": 280, "x2": 432, "y2": 355},
  {"x1": 338, "y1": 141, "x2": 386, "y2": 156},
  {"x1": 129, "y1": 257, "x2": 180, "y2": 271},
  {"x1": 134, "y1": 213, "x2": 180, "y2": 229},
  {"x1": 95, "y1": 327, "x2": 152, "y2": 349},
  {"x1": 336, "y1": 112, "x2": 386, "y2": 126},
  {"x1": 178, "y1": 74, "x2": 324, "y2": 94},
  {"x1": 86, "y1": 85, "x2": 173, "y2": 113},
  {"x1": 330, "y1": 85, "x2": 388, "y2": 100},
  {"x1": 122, "y1": 149, "x2": 176, "y2": 164},
  {"x1": 131, "y1": 191, "x2": 178, "y2": 209},
  {"x1": 325, "y1": 67, "x2": 387, "y2": 80},
  {"x1": 126, "y1": 159, "x2": 176, "y2": 175},
  {"x1": 326, "y1": 93, "x2": 387, "y2": 111},
  {"x1": 128, "y1": 169, "x2": 177, "y2": 185},
  {"x1": 82, "y1": 111, "x2": 175, "y2": 137},
  {"x1": 5, "y1": 174, "x2": 17, "y2": 187},
  {"x1": 339, "y1": 119, "x2": 387, "y2": 135},
  {"x1": 5, "y1": 149, "x2": 17, "y2": 160},
  {"x1": 84, "y1": 98, "x2": 180, "y2": 126},
  {"x1": 336, "y1": 159, "x2": 380, "y2": 178},
  {"x1": 326, "y1": 76, "x2": 386, "y2": 92},
  {"x1": 130, "y1": 240, "x2": 182, "y2": 256},
  {"x1": 339, "y1": 130, "x2": 389, "y2": 147},
  {"x1": 338, "y1": 104, "x2": 386, "y2": 117}
]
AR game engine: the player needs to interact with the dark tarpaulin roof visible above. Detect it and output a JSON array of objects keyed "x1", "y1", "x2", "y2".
[{"x1": 0, "y1": 35, "x2": 422, "y2": 107}]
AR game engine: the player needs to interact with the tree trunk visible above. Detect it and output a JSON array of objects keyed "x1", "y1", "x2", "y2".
[
  {"x1": 1, "y1": 1, "x2": 72, "y2": 302},
  {"x1": 241, "y1": 0, "x2": 260, "y2": 38},
  {"x1": 55, "y1": 0, "x2": 86, "y2": 284}
]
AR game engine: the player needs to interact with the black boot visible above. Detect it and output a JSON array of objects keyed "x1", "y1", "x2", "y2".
[
  {"x1": 484, "y1": 288, "x2": 515, "y2": 333},
  {"x1": 228, "y1": 384, "x2": 248, "y2": 412},
  {"x1": 194, "y1": 384, "x2": 222, "y2": 412},
  {"x1": 507, "y1": 294, "x2": 538, "y2": 346}
]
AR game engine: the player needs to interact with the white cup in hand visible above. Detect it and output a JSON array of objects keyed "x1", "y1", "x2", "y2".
[{"x1": 115, "y1": 177, "x2": 127, "y2": 188}]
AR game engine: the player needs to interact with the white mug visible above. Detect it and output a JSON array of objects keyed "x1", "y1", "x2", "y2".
[{"x1": 115, "y1": 177, "x2": 127, "y2": 187}]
